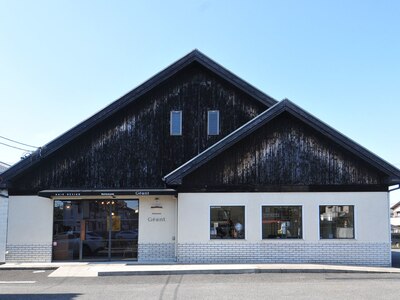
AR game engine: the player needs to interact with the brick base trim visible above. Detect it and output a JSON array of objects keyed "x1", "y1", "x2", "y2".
[
  {"x1": 6, "y1": 244, "x2": 52, "y2": 263},
  {"x1": 138, "y1": 243, "x2": 176, "y2": 262},
  {"x1": 177, "y1": 242, "x2": 391, "y2": 266}
]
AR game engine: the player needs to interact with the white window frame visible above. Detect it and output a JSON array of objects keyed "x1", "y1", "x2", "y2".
[
  {"x1": 209, "y1": 204, "x2": 246, "y2": 240},
  {"x1": 170, "y1": 111, "x2": 182, "y2": 136},
  {"x1": 207, "y1": 110, "x2": 220, "y2": 135},
  {"x1": 318, "y1": 205, "x2": 355, "y2": 240},
  {"x1": 260, "y1": 204, "x2": 304, "y2": 240}
]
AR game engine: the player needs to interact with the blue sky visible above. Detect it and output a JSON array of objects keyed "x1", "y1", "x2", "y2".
[{"x1": 1, "y1": 1, "x2": 399, "y2": 201}]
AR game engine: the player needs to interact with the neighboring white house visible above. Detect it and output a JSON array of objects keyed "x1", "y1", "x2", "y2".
[
  {"x1": 1, "y1": 50, "x2": 399, "y2": 266},
  {"x1": 391, "y1": 201, "x2": 400, "y2": 233}
]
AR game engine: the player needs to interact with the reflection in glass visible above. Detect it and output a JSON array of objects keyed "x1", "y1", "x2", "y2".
[
  {"x1": 210, "y1": 206, "x2": 245, "y2": 239},
  {"x1": 262, "y1": 206, "x2": 302, "y2": 239},
  {"x1": 319, "y1": 205, "x2": 354, "y2": 239},
  {"x1": 53, "y1": 199, "x2": 139, "y2": 261}
]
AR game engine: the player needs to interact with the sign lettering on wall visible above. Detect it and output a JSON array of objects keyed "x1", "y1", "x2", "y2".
[{"x1": 147, "y1": 217, "x2": 166, "y2": 222}]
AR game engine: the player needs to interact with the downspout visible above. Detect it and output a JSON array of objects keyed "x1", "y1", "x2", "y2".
[{"x1": 174, "y1": 194, "x2": 178, "y2": 262}]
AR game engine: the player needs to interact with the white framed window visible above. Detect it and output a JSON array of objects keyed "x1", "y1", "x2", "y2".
[
  {"x1": 262, "y1": 206, "x2": 302, "y2": 239},
  {"x1": 319, "y1": 205, "x2": 354, "y2": 239},
  {"x1": 210, "y1": 206, "x2": 245, "y2": 239},
  {"x1": 207, "y1": 110, "x2": 220, "y2": 135},
  {"x1": 170, "y1": 111, "x2": 182, "y2": 136}
]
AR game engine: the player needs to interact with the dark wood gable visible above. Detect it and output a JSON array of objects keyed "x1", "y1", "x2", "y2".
[
  {"x1": 178, "y1": 112, "x2": 388, "y2": 192},
  {"x1": 6, "y1": 62, "x2": 270, "y2": 195},
  {"x1": 165, "y1": 99, "x2": 400, "y2": 192}
]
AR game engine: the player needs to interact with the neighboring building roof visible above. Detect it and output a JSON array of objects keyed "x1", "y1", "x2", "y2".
[
  {"x1": 164, "y1": 99, "x2": 400, "y2": 185},
  {"x1": 392, "y1": 201, "x2": 400, "y2": 210},
  {"x1": 0, "y1": 50, "x2": 277, "y2": 187}
]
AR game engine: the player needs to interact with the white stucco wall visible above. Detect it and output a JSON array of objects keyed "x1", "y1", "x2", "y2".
[
  {"x1": 7, "y1": 195, "x2": 53, "y2": 244},
  {"x1": 3, "y1": 192, "x2": 390, "y2": 265},
  {"x1": 176, "y1": 192, "x2": 391, "y2": 266},
  {"x1": 138, "y1": 195, "x2": 177, "y2": 244},
  {"x1": 6, "y1": 195, "x2": 53, "y2": 262},
  {"x1": 178, "y1": 192, "x2": 390, "y2": 243},
  {"x1": 5, "y1": 195, "x2": 178, "y2": 262},
  {"x1": 137, "y1": 195, "x2": 177, "y2": 261},
  {"x1": 7, "y1": 195, "x2": 177, "y2": 245}
]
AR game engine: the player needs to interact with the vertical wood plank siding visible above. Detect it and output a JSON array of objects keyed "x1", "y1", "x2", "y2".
[
  {"x1": 181, "y1": 113, "x2": 386, "y2": 191},
  {"x1": 10, "y1": 64, "x2": 267, "y2": 194}
]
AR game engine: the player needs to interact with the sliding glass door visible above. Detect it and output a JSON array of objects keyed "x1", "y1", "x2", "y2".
[{"x1": 53, "y1": 199, "x2": 138, "y2": 261}]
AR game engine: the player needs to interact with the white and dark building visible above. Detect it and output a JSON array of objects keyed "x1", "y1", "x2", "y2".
[
  {"x1": 391, "y1": 201, "x2": 400, "y2": 236},
  {"x1": 1, "y1": 50, "x2": 399, "y2": 266}
]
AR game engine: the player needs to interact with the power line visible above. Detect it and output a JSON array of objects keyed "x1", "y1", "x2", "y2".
[
  {"x1": 0, "y1": 141, "x2": 34, "y2": 152},
  {"x1": 0, "y1": 135, "x2": 38, "y2": 149},
  {"x1": 0, "y1": 161, "x2": 11, "y2": 167}
]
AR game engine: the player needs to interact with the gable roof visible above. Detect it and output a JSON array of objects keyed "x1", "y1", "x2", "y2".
[
  {"x1": 163, "y1": 99, "x2": 400, "y2": 186},
  {"x1": 0, "y1": 50, "x2": 277, "y2": 187}
]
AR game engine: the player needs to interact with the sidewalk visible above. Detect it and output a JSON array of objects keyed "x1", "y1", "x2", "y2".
[{"x1": 1, "y1": 262, "x2": 400, "y2": 277}]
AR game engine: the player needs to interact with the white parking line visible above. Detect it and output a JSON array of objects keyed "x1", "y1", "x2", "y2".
[{"x1": 0, "y1": 281, "x2": 36, "y2": 284}]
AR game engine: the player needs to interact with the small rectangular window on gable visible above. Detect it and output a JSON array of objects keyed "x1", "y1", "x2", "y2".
[
  {"x1": 170, "y1": 111, "x2": 182, "y2": 136},
  {"x1": 208, "y1": 110, "x2": 219, "y2": 135}
]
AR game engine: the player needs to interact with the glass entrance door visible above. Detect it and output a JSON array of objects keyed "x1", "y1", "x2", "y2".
[{"x1": 53, "y1": 199, "x2": 139, "y2": 261}]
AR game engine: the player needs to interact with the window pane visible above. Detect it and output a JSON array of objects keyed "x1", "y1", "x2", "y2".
[
  {"x1": 208, "y1": 111, "x2": 219, "y2": 135},
  {"x1": 262, "y1": 206, "x2": 302, "y2": 239},
  {"x1": 170, "y1": 111, "x2": 182, "y2": 135},
  {"x1": 210, "y1": 206, "x2": 244, "y2": 239},
  {"x1": 320, "y1": 205, "x2": 354, "y2": 239}
]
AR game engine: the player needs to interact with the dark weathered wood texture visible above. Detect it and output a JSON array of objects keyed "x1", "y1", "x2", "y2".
[
  {"x1": 180, "y1": 112, "x2": 387, "y2": 192},
  {"x1": 9, "y1": 63, "x2": 268, "y2": 194}
]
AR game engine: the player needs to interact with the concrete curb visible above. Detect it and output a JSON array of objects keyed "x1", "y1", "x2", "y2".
[
  {"x1": 97, "y1": 268, "x2": 399, "y2": 276},
  {"x1": 3, "y1": 262, "x2": 400, "y2": 277},
  {"x1": 0, "y1": 267, "x2": 58, "y2": 271}
]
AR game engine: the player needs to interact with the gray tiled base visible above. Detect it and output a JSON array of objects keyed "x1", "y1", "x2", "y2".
[
  {"x1": 177, "y1": 242, "x2": 391, "y2": 267},
  {"x1": 138, "y1": 243, "x2": 176, "y2": 262},
  {"x1": 6, "y1": 244, "x2": 52, "y2": 263}
]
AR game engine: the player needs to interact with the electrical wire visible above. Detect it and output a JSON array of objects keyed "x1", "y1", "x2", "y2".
[
  {"x1": 0, "y1": 161, "x2": 11, "y2": 166},
  {"x1": 0, "y1": 141, "x2": 34, "y2": 152},
  {"x1": 0, "y1": 135, "x2": 38, "y2": 149}
]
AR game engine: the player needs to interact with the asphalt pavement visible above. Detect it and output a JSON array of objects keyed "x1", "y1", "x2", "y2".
[
  {"x1": 0, "y1": 252, "x2": 400, "y2": 299},
  {"x1": 1, "y1": 270, "x2": 400, "y2": 299}
]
